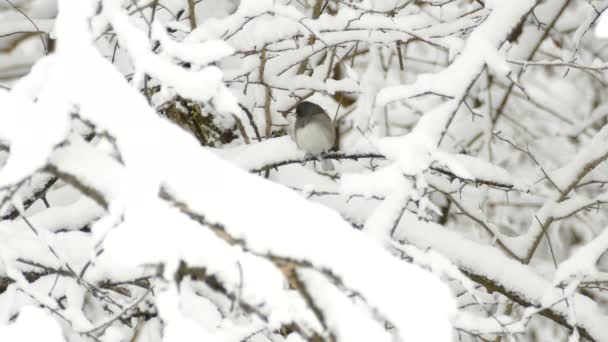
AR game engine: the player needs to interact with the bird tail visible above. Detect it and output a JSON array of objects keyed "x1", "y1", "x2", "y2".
[{"x1": 321, "y1": 158, "x2": 334, "y2": 171}]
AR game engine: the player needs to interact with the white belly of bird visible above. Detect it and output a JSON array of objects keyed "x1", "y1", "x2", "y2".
[{"x1": 296, "y1": 121, "x2": 333, "y2": 154}]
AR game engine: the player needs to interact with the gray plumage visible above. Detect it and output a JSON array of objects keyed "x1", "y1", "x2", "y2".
[{"x1": 294, "y1": 101, "x2": 336, "y2": 171}]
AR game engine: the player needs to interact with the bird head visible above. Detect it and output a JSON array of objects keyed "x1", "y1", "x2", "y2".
[{"x1": 295, "y1": 101, "x2": 324, "y2": 118}]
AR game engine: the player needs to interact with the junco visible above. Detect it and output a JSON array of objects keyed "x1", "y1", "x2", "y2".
[{"x1": 293, "y1": 101, "x2": 336, "y2": 171}]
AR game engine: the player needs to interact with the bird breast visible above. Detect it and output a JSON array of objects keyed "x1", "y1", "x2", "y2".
[{"x1": 295, "y1": 120, "x2": 335, "y2": 154}]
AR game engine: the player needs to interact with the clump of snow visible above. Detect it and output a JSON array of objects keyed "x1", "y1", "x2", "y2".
[{"x1": 0, "y1": 306, "x2": 65, "y2": 342}]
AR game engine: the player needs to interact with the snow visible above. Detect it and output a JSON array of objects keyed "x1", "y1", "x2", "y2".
[
  {"x1": 161, "y1": 130, "x2": 457, "y2": 342},
  {"x1": 376, "y1": 0, "x2": 535, "y2": 145},
  {"x1": 34, "y1": 3, "x2": 455, "y2": 335},
  {"x1": 218, "y1": 135, "x2": 305, "y2": 170},
  {"x1": 0, "y1": 306, "x2": 65, "y2": 342},
  {"x1": 156, "y1": 285, "x2": 218, "y2": 342},
  {"x1": 0, "y1": 89, "x2": 70, "y2": 187},
  {"x1": 297, "y1": 268, "x2": 393, "y2": 342},
  {"x1": 590, "y1": 1, "x2": 608, "y2": 39},
  {"x1": 393, "y1": 211, "x2": 608, "y2": 341},
  {"x1": 153, "y1": 21, "x2": 235, "y2": 66},
  {"x1": 434, "y1": 152, "x2": 530, "y2": 190},
  {"x1": 2, "y1": 1, "x2": 608, "y2": 342},
  {"x1": 554, "y1": 226, "x2": 608, "y2": 285}
]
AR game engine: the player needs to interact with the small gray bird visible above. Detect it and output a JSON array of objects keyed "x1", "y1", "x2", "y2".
[{"x1": 294, "y1": 101, "x2": 336, "y2": 171}]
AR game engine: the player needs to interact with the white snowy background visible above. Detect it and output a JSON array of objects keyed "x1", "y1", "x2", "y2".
[{"x1": 1, "y1": 0, "x2": 608, "y2": 341}]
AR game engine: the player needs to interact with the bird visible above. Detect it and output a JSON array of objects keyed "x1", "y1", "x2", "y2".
[{"x1": 293, "y1": 101, "x2": 336, "y2": 171}]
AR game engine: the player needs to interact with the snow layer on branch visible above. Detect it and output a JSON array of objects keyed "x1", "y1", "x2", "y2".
[
  {"x1": 155, "y1": 285, "x2": 218, "y2": 342},
  {"x1": 50, "y1": 136, "x2": 127, "y2": 204},
  {"x1": 592, "y1": 1, "x2": 608, "y2": 38},
  {"x1": 217, "y1": 135, "x2": 304, "y2": 170},
  {"x1": 0, "y1": 89, "x2": 69, "y2": 187},
  {"x1": 16, "y1": 3, "x2": 456, "y2": 341},
  {"x1": 554, "y1": 227, "x2": 608, "y2": 285},
  {"x1": 187, "y1": 0, "x2": 292, "y2": 50},
  {"x1": 297, "y1": 268, "x2": 393, "y2": 342},
  {"x1": 152, "y1": 22, "x2": 235, "y2": 66},
  {"x1": 101, "y1": 1, "x2": 238, "y2": 116},
  {"x1": 0, "y1": 306, "x2": 64, "y2": 342},
  {"x1": 165, "y1": 148, "x2": 455, "y2": 341},
  {"x1": 52, "y1": 145, "x2": 315, "y2": 331},
  {"x1": 451, "y1": 311, "x2": 525, "y2": 336},
  {"x1": 350, "y1": 48, "x2": 386, "y2": 134},
  {"x1": 6, "y1": 1, "x2": 580, "y2": 341},
  {"x1": 434, "y1": 152, "x2": 530, "y2": 190},
  {"x1": 271, "y1": 74, "x2": 360, "y2": 95},
  {"x1": 376, "y1": 0, "x2": 534, "y2": 145},
  {"x1": 188, "y1": 2, "x2": 431, "y2": 53},
  {"x1": 510, "y1": 124, "x2": 608, "y2": 257},
  {"x1": 393, "y1": 212, "x2": 608, "y2": 342},
  {"x1": 551, "y1": 124, "x2": 608, "y2": 191},
  {"x1": 341, "y1": 164, "x2": 408, "y2": 198}
]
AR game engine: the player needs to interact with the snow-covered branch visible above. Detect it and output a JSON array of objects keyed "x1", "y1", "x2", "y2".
[{"x1": 2, "y1": 1, "x2": 608, "y2": 342}]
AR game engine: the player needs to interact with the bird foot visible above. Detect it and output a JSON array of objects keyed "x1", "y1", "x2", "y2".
[{"x1": 301, "y1": 153, "x2": 315, "y2": 166}]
